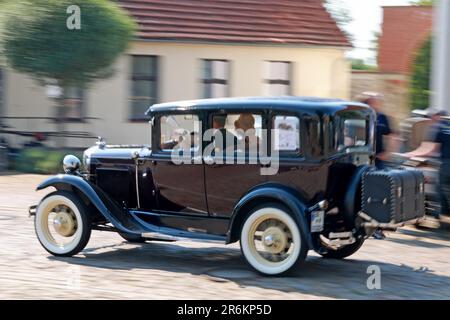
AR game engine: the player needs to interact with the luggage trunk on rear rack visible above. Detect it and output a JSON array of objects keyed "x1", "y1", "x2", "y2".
[{"x1": 361, "y1": 169, "x2": 425, "y2": 224}]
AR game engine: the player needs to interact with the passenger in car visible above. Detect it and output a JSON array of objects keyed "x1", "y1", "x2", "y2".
[
  {"x1": 234, "y1": 113, "x2": 259, "y2": 154},
  {"x1": 212, "y1": 115, "x2": 237, "y2": 154}
]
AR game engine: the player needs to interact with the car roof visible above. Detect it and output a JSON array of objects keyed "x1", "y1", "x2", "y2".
[{"x1": 146, "y1": 96, "x2": 370, "y2": 115}]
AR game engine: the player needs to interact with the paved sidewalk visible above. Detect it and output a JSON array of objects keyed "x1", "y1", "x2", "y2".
[{"x1": 1, "y1": 174, "x2": 449, "y2": 299}]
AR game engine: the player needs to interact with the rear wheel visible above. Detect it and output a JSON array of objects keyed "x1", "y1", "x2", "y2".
[
  {"x1": 34, "y1": 191, "x2": 91, "y2": 257},
  {"x1": 240, "y1": 204, "x2": 308, "y2": 276},
  {"x1": 318, "y1": 237, "x2": 364, "y2": 259}
]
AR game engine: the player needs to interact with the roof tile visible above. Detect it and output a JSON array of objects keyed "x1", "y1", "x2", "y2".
[{"x1": 118, "y1": 0, "x2": 350, "y2": 47}]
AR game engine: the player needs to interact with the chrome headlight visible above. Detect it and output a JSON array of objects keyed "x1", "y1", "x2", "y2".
[{"x1": 63, "y1": 155, "x2": 81, "y2": 173}]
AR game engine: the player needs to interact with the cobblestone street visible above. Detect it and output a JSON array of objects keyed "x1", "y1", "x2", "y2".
[{"x1": 1, "y1": 173, "x2": 449, "y2": 299}]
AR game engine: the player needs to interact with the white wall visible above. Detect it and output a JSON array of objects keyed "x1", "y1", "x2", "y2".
[{"x1": 3, "y1": 41, "x2": 350, "y2": 148}]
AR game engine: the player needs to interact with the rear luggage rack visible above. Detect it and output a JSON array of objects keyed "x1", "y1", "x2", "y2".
[
  {"x1": 358, "y1": 211, "x2": 423, "y2": 232},
  {"x1": 319, "y1": 231, "x2": 356, "y2": 250}
]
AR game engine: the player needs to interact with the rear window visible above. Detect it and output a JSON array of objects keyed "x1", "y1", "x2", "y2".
[
  {"x1": 331, "y1": 111, "x2": 369, "y2": 153},
  {"x1": 272, "y1": 115, "x2": 300, "y2": 153},
  {"x1": 338, "y1": 119, "x2": 368, "y2": 151}
]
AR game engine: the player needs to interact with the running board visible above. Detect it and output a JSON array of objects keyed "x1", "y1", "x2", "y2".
[
  {"x1": 141, "y1": 232, "x2": 178, "y2": 242},
  {"x1": 87, "y1": 206, "x2": 228, "y2": 243},
  {"x1": 140, "y1": 230, "x2": 225, "y2": 243},
  {"x1": 130, "y1": 211, "x2": 228, "y2": 243}
]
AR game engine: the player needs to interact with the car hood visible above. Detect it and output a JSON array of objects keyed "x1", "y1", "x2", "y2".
[{"x1": 84, "y1": 145, "x2": 151, "y2": 160}]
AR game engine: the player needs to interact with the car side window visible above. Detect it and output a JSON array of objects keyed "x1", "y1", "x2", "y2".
[
  {"x1": 342, "y1": 119, "x2": 368, "y2": 148},
  {"x1": 159, "y1": 114, "x2": 200, "y2": 152},
  {"x1": 210, "y1": 113, "x2": 263, "y2": 155},
  {"x1": 335, "y1": 117, "x2": 368, "y2": 152},
  {"x1": 272, "y1": 115, "x2": 300, "y2": 153}
]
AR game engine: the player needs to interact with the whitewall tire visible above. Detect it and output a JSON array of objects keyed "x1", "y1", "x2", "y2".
[
  {"x1": 35, "y1": 191, "x2": 91, "y2": 257},
  {"x1": 240, "y1": 204, "x2": 308, "y2": 276}
]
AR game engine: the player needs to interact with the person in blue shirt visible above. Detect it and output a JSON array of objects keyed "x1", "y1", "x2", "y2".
[
  {"x1": 434, "y1": 121, "x2": 450, "y2": 216},
  {"x1": 406, "y1": 109, "x2": 450, "y2": 217},
  {"x1": 360, "y1": 92, "x2": 393, "y2": 239},
  {"x1": 361, "y1": 92, "x2": 392, "y2": 169}
]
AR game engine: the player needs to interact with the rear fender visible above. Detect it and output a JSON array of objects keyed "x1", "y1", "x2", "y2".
[
  {"x1": 227, "y1": 185, "x2": 312, "y2": 248},
  {"x1": 343, "y1": 165, "x2": 372, "y2": 227}
]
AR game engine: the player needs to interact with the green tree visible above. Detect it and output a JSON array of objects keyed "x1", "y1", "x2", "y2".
[
  {"x1": 0, "y1": 0, "x2": 135, "y2": 146},
  {"x1": 410, "y1": 0, "x2": 434, "y2": 5},
  {"x1": 0, "y1": 0, "x2": 136, "y2": 88},
  {"x1": 351, "y1": 59, "x2": 377, "y2": 71},
  {"x1": 410, "y1": 37, "x2": 432, "y2": 110},
  {"x1": 323, "y1": 0, "x2": 353, "y2": 42}
]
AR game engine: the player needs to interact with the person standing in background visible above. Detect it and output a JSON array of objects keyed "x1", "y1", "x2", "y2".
[
  {"x1": 360, "y1": 92, "x2": 392, "y2": 240},
  {"x1": 360, "y1": 92, "x2": 392, "y2": 169},
  {"x1": 405, "y1": 109, "x2": 450, "y2": 218}
]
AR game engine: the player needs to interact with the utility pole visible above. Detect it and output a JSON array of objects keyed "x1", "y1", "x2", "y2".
[{"x1": 431, "y1": 0, "x2": 450, "y2": 113}]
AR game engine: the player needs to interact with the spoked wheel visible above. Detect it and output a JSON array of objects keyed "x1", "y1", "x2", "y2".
[
  {"x1": 240, "y1": 204, "x2": 307, "y2": 276},
  {"x1": 35, "y1": 191, "x2": 91, "y2": 257}
]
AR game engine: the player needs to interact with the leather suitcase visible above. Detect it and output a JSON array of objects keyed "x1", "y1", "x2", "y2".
[
  {"x1": 410, "y1": 168, "x2": 426, "y2": 219},
  {"x1": 362, "y1": 169, "x2": 425, "y2": 223}
]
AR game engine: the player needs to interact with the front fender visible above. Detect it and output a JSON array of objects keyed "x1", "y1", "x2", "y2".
[
  {"x1": 36, "y1": 174, "x2": 144, "y2": 234},
  {"x1": 227, "y1": 185, "x2": 312, "y2": 248}
]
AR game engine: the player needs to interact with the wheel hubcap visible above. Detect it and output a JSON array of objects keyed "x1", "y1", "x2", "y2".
[
  {"x1": 248, "y1": 216, "x2": 294, "y2": 265},
  {"x1": 262, "y1": 226, "x2": 288, "y2": 254},
  {"x1": 53, "y1": 210, "x2": 77, "y2": 237}
]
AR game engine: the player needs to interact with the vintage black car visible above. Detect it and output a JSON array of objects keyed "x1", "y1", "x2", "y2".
[{"x1": 31, "y1": 97, "x2": 425, "y2": 276}]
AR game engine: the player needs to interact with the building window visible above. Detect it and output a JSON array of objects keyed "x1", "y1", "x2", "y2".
[
  {"x1": 58, "y1": 87, "x2": 85, "y2": 121},
  {"x1": 203, "y1": 59, "x2": 229, "y2": 98},
  {"x1": 264, "y1": 61, "x2": 291, "y2": 96},
  {"x1": 130, "y1": 55, "x2": 158, "y2": 120}
]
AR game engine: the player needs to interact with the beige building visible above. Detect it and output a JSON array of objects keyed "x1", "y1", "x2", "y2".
[{"x1": 0, "y1": 0, "x2": 351, "y2": 148}]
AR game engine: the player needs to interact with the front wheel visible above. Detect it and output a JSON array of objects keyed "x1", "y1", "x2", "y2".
[
  {"x1": 35, "y1": 191, "x2": 91, "y2": 257},
  {"x1": 240, "y1": 204, "x2": 308, "y2": 276}
]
